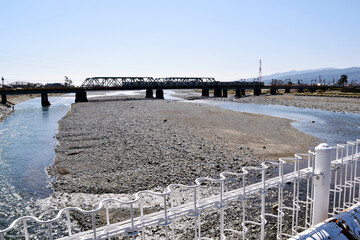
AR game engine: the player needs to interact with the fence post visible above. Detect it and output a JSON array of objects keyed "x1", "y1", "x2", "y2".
[{"x1": 312, "y1": 143, "x2": 333, "y2": 226}]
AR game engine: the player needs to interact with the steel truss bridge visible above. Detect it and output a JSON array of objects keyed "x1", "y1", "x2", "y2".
[
  {"x1": 81, "y1": 77, "x2": 217, "y2": 88},
  {"x1": 80, "y1": 77, "x2": 263, "y2": 89}
]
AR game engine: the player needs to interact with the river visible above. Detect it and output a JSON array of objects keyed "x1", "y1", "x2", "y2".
[
  {"x1": 0, "y1": 96, "x2": 74, "y2": 231},
  {"x1": 193, "y1": 99, "x2": 360, "y2": 146},
  {"x1": 0, "y1": 91, "x2": 359, "y2": 233}
]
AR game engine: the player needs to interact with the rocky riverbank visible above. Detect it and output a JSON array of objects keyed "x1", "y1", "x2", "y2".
[
  {"x1": 223, "y1": 94, "x2": 360, "y2": 114},
  {"x1": 0, "y1": 104, "x2": 12, "y2": 122}
]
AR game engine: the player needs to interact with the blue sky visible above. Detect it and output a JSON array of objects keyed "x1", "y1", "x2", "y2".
[{"x1": 1, "y1": 0, "x2": 359, "y2": 85}]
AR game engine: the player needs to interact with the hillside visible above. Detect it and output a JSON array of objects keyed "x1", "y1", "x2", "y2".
[{"x1": 244, "y1": 67, "x2": 360, "y2": 84}]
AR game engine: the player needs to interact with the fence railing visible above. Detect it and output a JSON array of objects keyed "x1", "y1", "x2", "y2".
[{"x1": 1, "y1": 139, "x2": 359, "y2": 239}]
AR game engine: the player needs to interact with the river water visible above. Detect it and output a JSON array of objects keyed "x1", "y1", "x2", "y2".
[
  {"x1": 193, "y1": 99, "x2": 360, "y2": 146},
  {"x1": 0, "y1": 92, "x2": 359, "y2": 233},
  {"x1": 0, "y1": 96, "x2": 74, "y2": 231}
]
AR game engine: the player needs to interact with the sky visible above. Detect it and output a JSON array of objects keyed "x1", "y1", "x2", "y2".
[{"x1": 1, "y1": 0, "x2": 359, "y2": 86}]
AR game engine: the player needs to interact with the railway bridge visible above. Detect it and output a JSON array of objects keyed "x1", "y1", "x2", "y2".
[{"x1": 0, "y1": 77, "x2": 329, "y2": 106}]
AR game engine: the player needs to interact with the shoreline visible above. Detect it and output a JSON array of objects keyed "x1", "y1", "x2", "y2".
[
  {"x1": 0, "y1": 94, "x2": 45, "y2": 122},
  {"x1": 0, "y1": 105, "x2": 13, "y2": 122},
  {"x1": 213, "y1": 93, "x2": 360, "y2": 114},
  {"x1": 0, "y1": 93, "x2": 73, "y2": 122}
]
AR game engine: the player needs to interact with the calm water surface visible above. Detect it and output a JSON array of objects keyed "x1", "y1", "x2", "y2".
[{"x1": 0, "y1": 96, "x2": 73, "y2": 229}]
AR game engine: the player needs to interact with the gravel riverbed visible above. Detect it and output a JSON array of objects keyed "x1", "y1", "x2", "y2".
[
  {"x1": 44, "y1": 95, "x2": 319, "y2": 238},
  {"x1": 49, "y1": 96, "x2": 318, "y2": 194}
]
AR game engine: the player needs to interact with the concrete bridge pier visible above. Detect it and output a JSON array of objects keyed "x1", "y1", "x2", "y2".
[
  {"x1": 75, "y1": 91, "x2": 88, "y2": 103},
  {"x1": 41, "y1": 93, "x2": 51, "y2": 106},
  {"x1": 285, "y1": 88, "x2": 291, "y2": 93},
  {"x1": 145, "y1": 89, "x2": 154, "y2": 98},
  {"x1": 235, "y1": 89, "x2": 241, "y2": 98},
  {"x1": 241, "y1": 89, "x2": 246, "y2": 96},
  {"x1": 298, "y1": 88, "x2": 304, "y2": 93},
  {"x1": 1, "y1": 94, "x2": 7, "y2": 104},
  {"x1": 270, "y1": 88, "x2": 277, "y2": 95},
  {"x1": 222, "y1": 89, "x2": 228, "y2": 98},
  {"x1": 214, "y1": 88, "x2": 222, "y2": 97},
  {"x1": 156, "y1": 89, "x2": 164, "y2": 99},
  {"x1": 202, "y1": 89, "x2": 209, "y2": 97},
  {"x1": 254, "y1": 88, "x2": 261, "y2": 96}
]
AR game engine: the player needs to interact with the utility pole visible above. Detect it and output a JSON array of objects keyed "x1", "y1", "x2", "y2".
[
  {"x1": 258, "y1": 59, "x2": 263, "y2": 82},
  {"x1": 1, "y1": 76, "x2": 4, "y2": 89}
]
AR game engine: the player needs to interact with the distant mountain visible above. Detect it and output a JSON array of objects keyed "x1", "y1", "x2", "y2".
[
  {"x1": 244, "y1": 67, "x2": 360, "y2": 84},
  {"x1": 264, "y1": 68, "x2": 337, "y2": 80}
]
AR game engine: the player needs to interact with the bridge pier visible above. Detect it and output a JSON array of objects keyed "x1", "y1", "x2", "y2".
[
  {"x1": 222, "y1": 89, "x2": 228, "y2": 98},
  {"x1": 145, "y1": 89, "x2": 154, "y2": 98},
  {"x1": 156, "y1": 89, "x2": 164, "y2": 99},
  {"x1": 298, "y1": 88, "x2": 304, "y2": 93},
  {"x1": 254, "y1": 88, "x2": 261, "y2": 96},
  {"x1": 1, "y1": 94, "x2": 7, "y2": 104},
  {"x1": 241, "y1": 89, "x2": 246, "y2": 96},
  {"x1": 270, "y1": 88, "x2": 277, "y2": 95},
  {"x1": 285, "y1": 88, "x2": 291, "y2": 93},
  {"x1": 75, "y1": 91, "x2": 88, "y2": 103},
  {"x1": 41, "y1": 93, "x2": 51, "y2": 106},
  {"x1": 235, "y1": 89, "x2": 241, "y2": 98},
  {"x1": 202, "y1": 89, "x2": 209, "y2": 97},
  {"x1": 214, "y1": 88, "x2": 222, "y2": 97}
]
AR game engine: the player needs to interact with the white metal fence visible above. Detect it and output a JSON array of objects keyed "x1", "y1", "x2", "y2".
[{"x1": 1, "y1": 139, "x2": 359, "y2": 239}]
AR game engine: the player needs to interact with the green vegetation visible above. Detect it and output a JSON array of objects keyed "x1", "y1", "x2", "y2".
[{"x1": 338, "y1": 75, "x2": 348, "y2": 86}]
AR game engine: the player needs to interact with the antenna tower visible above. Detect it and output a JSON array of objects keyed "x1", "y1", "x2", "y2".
[{"x1": 258, "y1": 59, "x2": 262, "y2": 82}]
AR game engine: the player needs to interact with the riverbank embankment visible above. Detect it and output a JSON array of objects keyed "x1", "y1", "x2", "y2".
[{"x1": 49, "y1": 96, "x2": 318, "y2": 195}]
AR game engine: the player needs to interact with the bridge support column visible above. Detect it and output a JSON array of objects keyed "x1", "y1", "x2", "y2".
[
  {"x1": 75, "y1": 91, "x2": 88, "y2": 103},
  {"x1": 156, "y1": 89, "x2": 164, "y2": 99},
  {"x1": 41, "y1": 93, "x2": 51, "y2": 106},
  {"x1": 145, "y1": 89, "x2": 154, "y2": 98},
  {"x1": 254, "y1": 88, "x2": 261, "y2": 96},
  {"x1": 1, "y1": 94, "x2": 7, "y2": 104},
  {"x1": 235, "y1": 89, "x2": 241, "y2": 98},
  {"x1": 222, "y1": 89, "x2": 228, "y2": 98},
  {"x1": 297, "y1": 88, "x2": 304, "y2": 93},
  {"x1": 285, "y1": 88, "x2": 291, "y2": 93},
  {"x1": 202, "y1": 89, "x2": 209, "y2": 97},
  {"x1": 309, "y1": 88, "x2": 315, "y2": 93},
  {"x1": 270, "y1": 88, "x2": 277, "y2": 95},
  {"x1": 214, "y1": 88, "x2": 222, "y2": 97}
]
